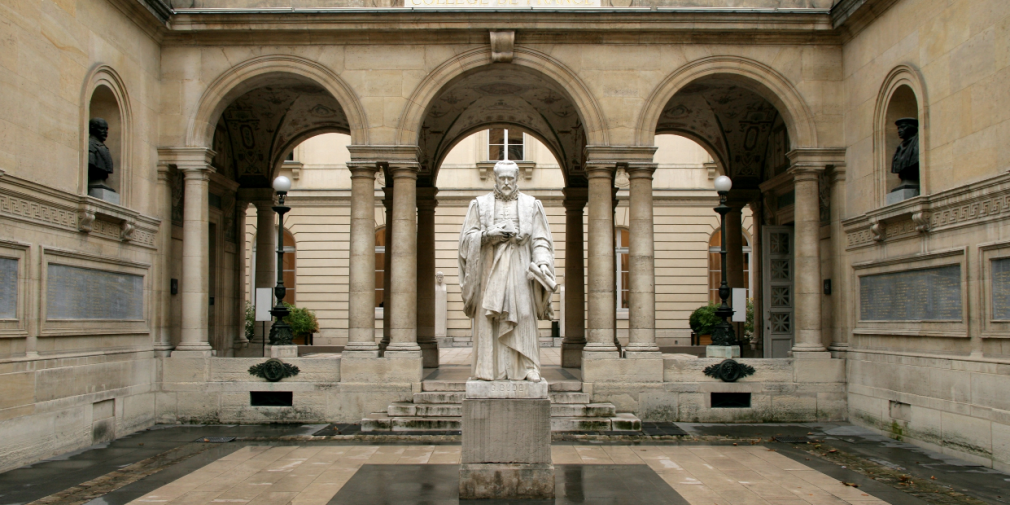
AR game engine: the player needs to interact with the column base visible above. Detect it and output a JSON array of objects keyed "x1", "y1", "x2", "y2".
[
  {"x1": 419, "y1": 340, "x2": 439, "y2": 368},
  {"x1": 582, "y1": 343, "x2": 620, "y2": 360},
  {"x1": 561, "y1": 341, "x2": 585, "y2": 368},
  {"x1": 791, "y1": 350, "x2": 832, "y2": 359},
  {"x1": 342, "y1": 349, "x2": 380, "y2": 358},
  {"x1": 171, "y1": 349, "x2": 213, "y2": 358},
  {"x1": 153, "y1": 343, "x2": 174, "y2": 358},
  {"x1": 623, "y1": 343, "x2": 661, "y2": 358}
]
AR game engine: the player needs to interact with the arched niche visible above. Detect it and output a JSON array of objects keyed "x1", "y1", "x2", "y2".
[
  {"x1": 81, "y1": 66, "x2": 132, "y2": 206},
  {"x1": 874, "y1": 65, "x2": 927, "y2": 207}
]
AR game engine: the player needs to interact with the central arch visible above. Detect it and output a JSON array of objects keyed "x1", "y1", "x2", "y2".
[{"x1": 397, "y1": 46, "x2": 609, "y2": 175}]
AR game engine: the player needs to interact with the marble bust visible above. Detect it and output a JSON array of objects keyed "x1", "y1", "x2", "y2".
[
  {"x1": 88, "y1": 118, "x2": 115, "y2": 190},
  {"x1": 458, "y1": 160, "x2": 557, "y2": 382}
]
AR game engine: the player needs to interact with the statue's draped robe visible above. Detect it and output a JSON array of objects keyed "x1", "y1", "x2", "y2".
[
  {"x1": 459, "y1": 192, "x2": 555, "y2": 380},
  {"x1": 88, "y1": 136, "x2": 114, "y2": 182}
]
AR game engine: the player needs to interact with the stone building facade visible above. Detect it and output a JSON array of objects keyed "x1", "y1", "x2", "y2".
[{"x1": 1, "y1": 0, "x2": 1008, "y2": 474}]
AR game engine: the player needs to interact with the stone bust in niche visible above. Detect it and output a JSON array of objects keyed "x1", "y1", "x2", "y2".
[
  {"x1": 88, "y1": 118, "x2": 119, "y2": 204},
  {"x1": 888, "y1": 117, "x2": 919, "y2": 203}
]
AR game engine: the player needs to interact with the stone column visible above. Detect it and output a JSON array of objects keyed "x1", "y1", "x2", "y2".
[
  {"x1": 175, "y1": 159, "x2": 215, "y2": 356},
  {"x1": 625, "y1": 164, "x2": 660, "y2": 356},
  {"x1": 154, "y1": 164, "x2": 175, "y2": 356},
  {"x1": 828, "y1": 166, "x2": 849, "y2": 352},
  {"x1": 380, "y1": 186, "x2": 393, "y2": 352},
  {"x1": 345, "y1": 162, "x2": 381, "y2": 356},
  {"x1": 250, "y1": 199, "x2": 276, "y2": 353},
  {"x1": 789, "y1": 160, "x2": 827, "y2": 356},
  {"x1": 561, "y1": 188, "x2": 587, "y2": 367},
  {"x1": 584, "y1": 164, "x2": 619, "y2": 357},
  {"x1": 416, "y1": 187, "x2": 439, "y2": 367},
  {"x1": 386, "y1": 163, "x2": 421, "y2": 356}
]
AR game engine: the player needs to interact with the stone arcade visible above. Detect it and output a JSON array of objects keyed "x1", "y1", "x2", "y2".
[{"x1": 2, "y1": 0, "x2": 1010, "y2": 488}]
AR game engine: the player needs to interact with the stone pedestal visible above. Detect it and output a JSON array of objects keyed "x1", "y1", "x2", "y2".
[
  {"x1": 270, "y1": 345, "x2": 298, "y2": 358},
  {"x1": 886, "y1": 186, "x2": 919, "y2": 205},
  {"x1": 460, "y1": 379, "x2": 554, "y2": 500},
  {"x1": 706, "y1": 345, "x2": 741, "y2": 358},
  {"x1": 88, "y1": 186, "x2": 120, "y2": 205}
]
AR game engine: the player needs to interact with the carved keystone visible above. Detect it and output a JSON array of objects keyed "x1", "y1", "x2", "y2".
[{"x1": 490, "y1": 31, "x2": 515, "y2": 63}]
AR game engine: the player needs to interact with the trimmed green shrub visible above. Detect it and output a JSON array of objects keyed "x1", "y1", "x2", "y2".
[
  {"x1": 689, "y1": 303, "x2": 721, "y2": 336},
  {"x1": 283, "y1": 303, "x2": 319, "y2": 339}
]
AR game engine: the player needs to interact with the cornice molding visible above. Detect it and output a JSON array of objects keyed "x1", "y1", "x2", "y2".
[{"x1": 830, "y1": 0, "x2": 902, "y2": 41}]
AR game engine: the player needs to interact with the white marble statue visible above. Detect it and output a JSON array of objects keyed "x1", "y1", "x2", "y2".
[{"x1": 458, "y1": 160, "x2": 557, "y2": 382}]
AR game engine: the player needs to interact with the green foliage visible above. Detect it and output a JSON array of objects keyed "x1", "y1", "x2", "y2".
[
  {"x1": 245, "y1": 302, "x2": 255, "y2": 341},
  {"x1": 689, "y1": 303, "x2": 721, "y2": 336},
  {"x1": 283, "y1": 303, "x2": 318, "y2": 338},
  {"x1": 741, "y1": 299, "x2": 755, "y2": 343}
]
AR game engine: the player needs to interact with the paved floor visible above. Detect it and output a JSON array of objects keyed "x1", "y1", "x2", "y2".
[
  {"x1": 2, "y1": 423, "x2": 1006, "y2": 505},
  {"x1": 121, "y1": 445, "x2": 891, "y2": 505}
]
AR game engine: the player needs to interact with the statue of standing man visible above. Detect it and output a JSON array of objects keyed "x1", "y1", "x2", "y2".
[{"x1": 458, "y1": 160, "x2": 557, "y2": 382}]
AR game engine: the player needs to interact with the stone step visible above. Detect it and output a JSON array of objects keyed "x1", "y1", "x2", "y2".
[
  {"x1": 388, "y1": 402, "x2": 462, "y2": 417},
  {"x1": 548, "y1": 381, "x2": 582, "y2": 392},
  {"x1": 361, "y1": 412, "x2": 391, "y2": 432},
  {"x1": 390, "y1": 417, "x2": 461, "y2": 432},
  {"x1": 413, "y1": 391, "x2": 465, "y2": 404},
  {"x1": 549, "y1": 392, "x2": 591, "y2": 404},
  {"x1": 610, "y1": 413, "x2": 642, "y2": 432},
  {"x1": 551, "y1": 417, "x2": 612, "y2": 432},
  {"x1": 451, "y1": 342, "x2": 473, "y2": 347},
  {"x1": 422, "y1": 381, "x2": 467, "y2": 392},
  {"x1": 550, "y1": 403, "x2": 616, "y2": 418}
]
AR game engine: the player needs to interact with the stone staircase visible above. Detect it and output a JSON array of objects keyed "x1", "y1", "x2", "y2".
[{"x1": 362, "y1": 380, "x2": 641, "y2": 433}]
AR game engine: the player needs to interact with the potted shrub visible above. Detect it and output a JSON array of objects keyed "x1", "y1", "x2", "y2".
[
  {"x1": 283, "y1": 303, "x2": 319, "y2": 345},
  {"x1": 689, "y1": 303, "x2": 721, "y2": 345}
]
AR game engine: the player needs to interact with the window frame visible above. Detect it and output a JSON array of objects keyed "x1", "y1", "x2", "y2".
[{"x1": 487, "y1": 127, "x2": 525, "y2": 161}]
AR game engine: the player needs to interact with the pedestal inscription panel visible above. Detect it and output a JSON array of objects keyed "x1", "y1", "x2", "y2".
[
  {"x1": 993, "y1": 258, "x2": 1010, "y2": 321},
  {"x1": 46, "y1": 264, "x2": 143, "y2": 320},
  {"x1": 0, "y1": 258, "x2": 16, "y2": 319},
  {"x1": 859, "y1": 265, "x2": 961, "y2": 321}
]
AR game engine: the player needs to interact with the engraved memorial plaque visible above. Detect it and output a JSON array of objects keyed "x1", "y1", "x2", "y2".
[
  {"x1": 46, "y1": 264, "x2": 143, "y2": 320},
  {"x1": 859, "y1": 265, "x2": 961, "y2": 321},
  {"x1": 992, "y1": 258, "x2": 1010, "y2": 321},
  {"x1": 0, "y1": 258, "x2": 16, "y2": 319}
]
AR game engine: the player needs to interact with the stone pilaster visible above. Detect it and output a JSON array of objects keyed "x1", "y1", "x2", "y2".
[
  {"x1": 386, "y1": 162, "x2": 421, "y2": 356},
  {"x1": 827, "y1": 166, "x2": 849, "y2": 353},
  {"x1": 154, "y1": 163, "x2": 175, "y2": 356},
  {"x1": 345, "y1": 162, "x2": 381, "y2": 355},
  {"x1": 625, "y1": 163, "x2": 660, "y2": 356},
  {"x1": 416, "y1": 187, "x2": 439, "y2": 367},
  {"x1": 232, "y1": 197, "x2": 250, "y2": 350},
  {"x1": 561, "y1": 188, "x2": 587, "y2": 368}
]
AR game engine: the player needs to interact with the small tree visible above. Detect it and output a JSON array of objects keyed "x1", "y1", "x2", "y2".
[{"x1": 244, "y1": 302, "x2": 255, "y2": 342}]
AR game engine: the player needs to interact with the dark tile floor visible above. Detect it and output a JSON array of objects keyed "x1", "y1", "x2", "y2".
[{"x1": 329, "y1": 464, "x2": 690, "y2": 505}]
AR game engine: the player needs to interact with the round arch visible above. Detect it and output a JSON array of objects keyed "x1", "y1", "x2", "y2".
[
  {"x1": 269, "y1": 127, "x2": 353, "y2": 178},
  {"x1": 873, "y1": 64, "x2": 928, "y2": 205},
  {"x1": 430, "y1": 123, "x2": 567, "y2": 184},
  {"x1": 636, "y1": 56, "x2": 818, "y2": 150},
  {"x1": 80, "y1": 64, "x2": 134, "y2": 204},
  {"x1": 396, "y1": 47, "x2": 609, "y2": 148},
  {"x1": 187, "y1": 55, "x2": 369, "y2": 149}
]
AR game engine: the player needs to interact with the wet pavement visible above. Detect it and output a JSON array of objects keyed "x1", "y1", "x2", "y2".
[{"x1": 0, "y1": 422, "x2": 1005, "y2": 505}]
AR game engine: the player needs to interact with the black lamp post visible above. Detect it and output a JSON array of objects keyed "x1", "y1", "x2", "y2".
[
  {"x1": 269, "y1": 175, "x2": 294, "y2": 346},
  {"x1": 711, "y1": 175, "x2": 738, "y2": 347}
]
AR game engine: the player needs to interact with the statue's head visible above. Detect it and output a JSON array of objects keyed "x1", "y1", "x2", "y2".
[
  {"x1": 436, "y1": 271, "x2": 444, "y2": 285},
  {"x1": 895, "y1": 117, "x2": 918, "y2": 141},
  {"x1": 493, "y1": 160, "x2": 519, "y2": 197},
  {"x1": 89, "y1": 118, "x2": 109, "y2": 142}
]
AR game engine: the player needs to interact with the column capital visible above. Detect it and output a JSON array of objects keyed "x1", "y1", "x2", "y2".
[
  {"x1": 346, "y1": 161, "x2": 380, "y2": 179},
  {"x1": 626, "y1": 163, "x2": 658, "y2": 180},
  {"x1": 583, "y1": 145, "x2": 658, "y2": 164},
  {"x1": 157, "y1": 147, "x2": 217, "y2": 171},
  {"x1": 562, "y1": 187, "x2": 588, "y2": 209},
  {"x1": 416, "y1": 187, "x2": 438, "y2": 211},
  {"x1": 346, "y1": 145, "x2": 419, "y2": 164},
  {"x1": 389, "y1": 162, "x2": 420, "y2": 180},
  {"x1": 829, "y1": 165, "x2": 847, "y2": 185},
  {"x1": 786, "y1": 148, "x2": 846, "y2": 169},
  {"x1": 584, "y1": 163, "x2": 616, "y2": 180}
]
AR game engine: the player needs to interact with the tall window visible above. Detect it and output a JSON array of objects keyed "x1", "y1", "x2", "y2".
[
  {"x1": 283, "y1": 230, "x2": 296, "y2": 305},
  {"x1": 489, "y1": 128, "x2": 524, "y2": 161},
  {"x1": 708, "y1": 229, "x2": 751, "y2": 304},
  {"x1": 375, "y1": 227, "x2": 386, "y2": 308},
  {"x1": 616, "y1": 228, "x2": 630, "y2": 310}
]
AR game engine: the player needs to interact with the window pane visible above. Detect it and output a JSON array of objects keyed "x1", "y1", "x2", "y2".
[
  {"x1": 508, "y1": 130, "x2": 523, "y2": 146},
  {"x1": 490, "y1": 145, "x2": 505, "y2": 161},
  {"x1": 620, "y1": 252, "x2": 630, "y2": 309},
  {"x1": 375, "y1": 228, "x2": 386, "y2": 308},
  {"x1": 508, "y1": 144, "x2": 523, "y2": 161},
  {"x1": 489, "y1": 128, "x2": 505, "y2": 145}
]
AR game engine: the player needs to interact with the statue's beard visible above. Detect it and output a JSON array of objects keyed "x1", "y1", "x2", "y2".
[{"x1": 495, "y1": 185, "x2": 515, "y2": 198}]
